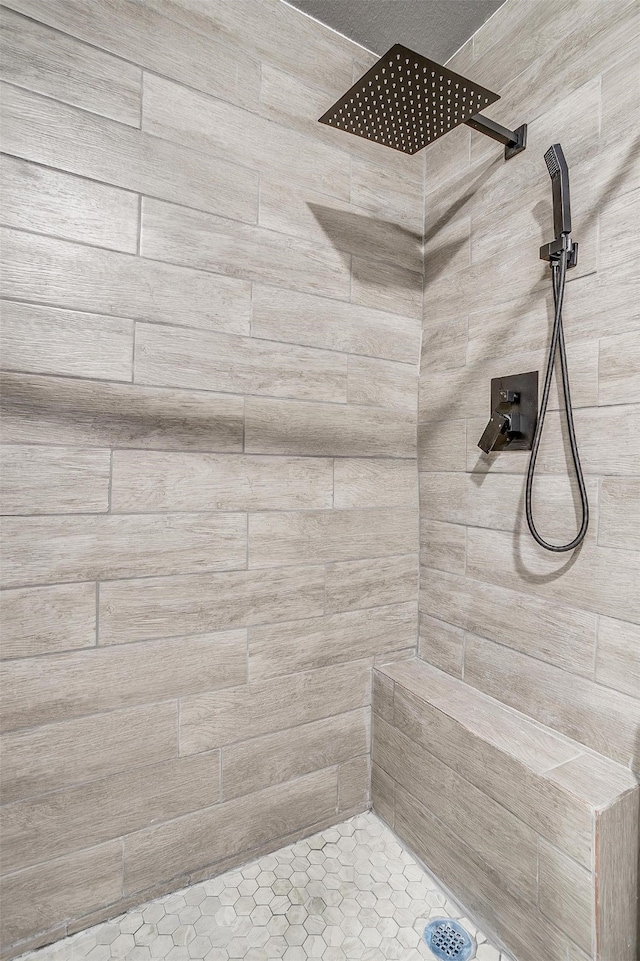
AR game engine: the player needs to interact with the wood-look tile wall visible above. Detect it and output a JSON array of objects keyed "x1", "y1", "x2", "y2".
[
  {"x1": 372, "y1": 659, "x2": 639, "y2": 961},
  {"x1": 0, "y1": 1, "x2": 423, "y2": 954},
  {"x1": 419, "y1": 0, "x2": 640, "y2": 776}
]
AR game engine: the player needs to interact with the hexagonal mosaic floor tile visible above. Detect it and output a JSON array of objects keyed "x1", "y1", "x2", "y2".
[{"x1": 22, "y1": 813, "x2": 512, "y2": 961}]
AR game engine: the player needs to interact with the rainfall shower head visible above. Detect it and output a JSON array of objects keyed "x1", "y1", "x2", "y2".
[
  {"x1": 319, "y1": 44, "x2": 527, "y2": 160},
  {"x1": 544, "y1": 144, "x2": 572, "y2": 237}
]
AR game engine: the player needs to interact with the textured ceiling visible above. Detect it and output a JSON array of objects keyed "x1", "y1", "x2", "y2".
[{"x1": 285, "y1": 0, "x2": 506, "y2": 64}]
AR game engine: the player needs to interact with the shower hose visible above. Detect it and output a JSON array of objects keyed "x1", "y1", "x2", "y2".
[{"x1": 525, "y1": 247, "x2": 589, "y2": 551}]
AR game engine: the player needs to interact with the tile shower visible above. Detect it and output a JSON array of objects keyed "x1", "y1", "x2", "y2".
[{"x1": 0, "y1": 2, "x2": 638, "y2": 961}]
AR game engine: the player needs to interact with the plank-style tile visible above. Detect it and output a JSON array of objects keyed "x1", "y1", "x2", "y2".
[
  {"x1": 0, "y1": 512, "x2": 247, "y2": 588},
  {"x1": 258, "y1": 61, "x2": 422, "y2": 180},
  {"x1": 0, "y1": 630, "x2": 246, "y2": 732},
  {"x1": 1, "y1": 373, "x2": 244, "y2": 453},
  {"x1": 251, "y1": 285, "x2": 421, "y2": 364},
  {"x1": 467, "y1": 267, "x2": 640, "y2": 361},
  {"x1": 421, "y1": 315, "x2": 468, "y2": 372},
  {"x1": 134, "y1": 322, "x2": 347, "y2": 402},
  {"x1": 466, "y1": 405, "x2": 640, "y2": 478},
  {"x1": 1, "y1": 84, "x2": 258, "y2": 224},
  {"x1": 538, "y1": 839, "x2": 593, "y2": 953},
  {"x1": 464, "y1": 633, "x2": 640, "y2": 769},
  {"x1": 0, "y1": 841, "x2": 123, "y2": 948},
  {"x1": 351, "y1": 256, "x2": 423, "y2": 321},
  {"x1": 249, "y1": 603, "x2": 417, "y2": 678},
  {"x1": 0, "y1": 445, "x2": 110, "y2": 515},
  {"x1": 350, "y1": 157, "x2": 425, "y2": 235},
  {"x1": 424, "y1": 211, "x2": 470, "y2": 285},
  {"x1": 371, "y1": 762, "x2": 395, "y2": 827},
  {"x1": 142, "y1": 72, "x2": 350, "y2": 201},
  {"x1": 2, "y1": 750, "x2": 220, "y2": 874},
  {"x1": 601, "y1": 40, "x2": 640, "y2": 144},
  {"x1": 123, "y1": 768, "x2": 338, "y2": 896},
  {"x1": 258, "y1": 178, "x2": 423, "y2": 272},
  {"x1": 0, "y1": 7, "x2": 141, "y2": 126},
  {"x1": 0, "y1": 702, "x2": 177, "y2": 804},
  {"x1": 599, "y1": 330, "x2": 640, "y2": 406},
  {"x1": 390, "y1": 684, "x2": 593, "y2": 867},
  {"x1": 0, "y1": 155, "x2": 139, "y2": 253},
  {"x1": 420, "y1": 519, "x2": 466, "y2": 574},
  {"x1": 249, "y1": 509, "x2": 418, "y2": 568},
  {"x1": 347, "y1": 355, "x2": 416, "y2": 412},
  {"x1": 245, "y1": 397, "x2": 416, "y2": 458},
  {"x1": 372, "y1": 671, "x2": 395, "y2": 723},
  {"x1": 420, "y1": 470, "x2": 598, "y2": 543},
  {"x1": 373, "y1": 715, "x2": 539, "y2": 902},
  {"x1": 546, "y1": 751, "x2": 638, "y2": 811},
  {"x1": 394, "y1": 786, "x2": 573, "y2": 961},
  {"x1": 179, "y1": 659, "x2": 371, "y2": 755},
  {"x1": 469, "y1": 0, "x2": 577, "y2": 93},
  {"x1": 99, "y1": 566, "x2": 325, "y2": 645},
  {"x1": 1, "y1": 228, "x2": 251, "y2": 335},
  {"x1": 596, "y1": 789, "x2": 640, "y2": 961},
  {"x1": 378, "y1": 658, "x2": 582, "y2": 775},
  {"x1": 418, "y1": 613, "x2": 464, "y2": 678},
  {"x1": 4, "y1": 0, "x2": 261, "y2": 109},
  {"x1": 111, "y1": 451, "x2": 333, "y2": 513},
  {"x1": 143, "y1": 0, "x2": 357, "y2": 97},
  {"x1": 419, "y1": 338, "x2": 598, "y2": 422},
  {"x1": 417, "y1": 419, "x2": 466, "y2": 471},
  {"x1": 333, "y1": 459, "x2": 418, "y2": 509},
  {"x1": 466, "y1": 525, "x2": 640, "y2": 623},
  {"x1": 140, "y1": 197, "x2": 351, "y2": 301},
  {"x1": 0, "y1": 301, "x2": 134, "y2": 382},
  {"x1": 325, "y1": 554, "x2": 418, "y2": 614},
  {"x1": 599, "y1": 187, "x2": 640, "y2": 284},
  {"x1": 599, "y1": 477, "x2": 640, "y2": 551},
  {"x1": 595, "y1": 615, "x2": 640, "y2": 699},
  {"x1": 0, "y1": 582, "x2": 96, "y2": 659},
  {"x1": 420, "y1": 567, "x2": 596, "y2": 677},
  {"x1": 222, "y1": 708, "x2": 369, "y2": 800},
  {"x1": 338, "y1": 755, "x2": 370, "y2": 811}
]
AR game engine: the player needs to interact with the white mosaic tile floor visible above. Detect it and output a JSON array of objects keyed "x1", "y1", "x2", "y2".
[{"x1": 23, "y1": 813, "x2": 513, "y2": 961}]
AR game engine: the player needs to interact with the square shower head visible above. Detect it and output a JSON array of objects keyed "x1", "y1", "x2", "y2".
[{"x1": 319, "y1": 43, "x2": 501, "y2": 155}]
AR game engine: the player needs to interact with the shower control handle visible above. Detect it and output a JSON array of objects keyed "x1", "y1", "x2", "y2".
[
  {"x1": 478, "y1": 406, "x2": 521, "y2": 454},
  {"x1": 477, "y1": 371, "x2": 538, "y2": 454}
]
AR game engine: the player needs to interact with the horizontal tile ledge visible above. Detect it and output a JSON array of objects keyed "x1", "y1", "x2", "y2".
[{"x1": 376, "y1": 657, "x2": 638, "y2": 807}]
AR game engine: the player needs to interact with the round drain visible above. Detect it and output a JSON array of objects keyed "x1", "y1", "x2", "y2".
[{"x1": 424, "y1": 918, "x2": 475, "y2": 960}]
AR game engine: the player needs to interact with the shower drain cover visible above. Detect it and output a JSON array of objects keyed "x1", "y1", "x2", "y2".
[{"x1": 424, "y1": 918, "x2": 476, "y2": 960}]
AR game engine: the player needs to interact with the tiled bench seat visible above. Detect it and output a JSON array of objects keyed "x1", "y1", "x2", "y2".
[{"x1": 372, "y1": 657, "x2": 639, "y2": 961}]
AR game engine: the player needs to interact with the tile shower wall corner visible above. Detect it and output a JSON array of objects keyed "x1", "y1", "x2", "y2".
[{"x1": 0, "y1": 0, "x2": 424, "y2": 954}]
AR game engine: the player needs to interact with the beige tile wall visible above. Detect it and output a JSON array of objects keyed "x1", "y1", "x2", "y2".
[
  {"x1": 373, "y1": 659, "x2": 639, "y2": 961},
  {"x1": 419, "y1": 0, "x2": 640, "y2": 777},
  {"x1": 0, "y1": 0, "x2": 423, "y2": 954}
]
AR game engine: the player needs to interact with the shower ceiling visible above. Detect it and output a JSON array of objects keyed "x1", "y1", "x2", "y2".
[{"x1": 285, "y1": 0, "x2": 507, "y2": 63}]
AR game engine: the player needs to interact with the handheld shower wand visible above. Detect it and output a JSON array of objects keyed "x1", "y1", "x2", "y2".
[
  {"x1": 526, "y1": 144, "x2": 588, "y2": 552},
  {"x1": 545, "y1": 144, "x2": 572, "y2": 237}
]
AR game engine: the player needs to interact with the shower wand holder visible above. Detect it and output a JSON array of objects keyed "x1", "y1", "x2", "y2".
[
  {"x1": 478, "y1": 371, "x2": 538, "y2": 454},
  {"x1": 539, "y1": 234, "x2": 578, "y2": 268}
]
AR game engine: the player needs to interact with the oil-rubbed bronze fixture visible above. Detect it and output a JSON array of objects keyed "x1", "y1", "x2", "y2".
[
  {"x1": 478, "y1": 372, "x2": 538, "y2": 454},
  {"x1": 319, "y1": 43, "x2": 527, "y2": 159},
  {"x1": 321, "y1": 50, "x2": 590, "y2": 553}
]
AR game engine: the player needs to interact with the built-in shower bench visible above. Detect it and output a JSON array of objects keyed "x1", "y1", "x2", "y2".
[{"x1": 372, "y1": 657, "x2": 639, "y2": 961}]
